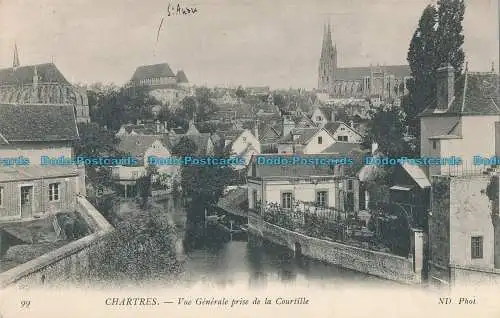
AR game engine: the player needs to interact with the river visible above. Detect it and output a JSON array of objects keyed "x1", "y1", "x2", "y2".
[{"x1": 153, "y1": 197, "x2": 393, "y2": 288}]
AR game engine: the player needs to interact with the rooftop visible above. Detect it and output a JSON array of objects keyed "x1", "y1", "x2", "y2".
[
  {"x1": 0, "y1": 165, "x2": 81, "y2": 182},
  {"x1": 130, "y1": 63, "x2": 176, "y2": 82},
  {"x1": 0, "y1": 104, "x2": 78, "y2": 143}
]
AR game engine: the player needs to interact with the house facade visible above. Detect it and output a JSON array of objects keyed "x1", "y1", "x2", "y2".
[
  {"x1": 221, "y1": 129, "x2": 261, "y2": 168},
  {"x1": 247, "y1": 154, "x2": 358, "y2": 214},
  {"x1": 323, "y1": 122, "x2": 363, "y2": 143},
  {"x1": 0, "y1": 104, "x2": 85, "y2": 221},
  {"x1": 277, "y1": 127, "x2": 335, "y2": 154}
]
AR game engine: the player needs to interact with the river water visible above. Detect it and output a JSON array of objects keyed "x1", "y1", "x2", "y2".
[{"x1": 153, "y1": 197, "x2": 392, "y2": 288}]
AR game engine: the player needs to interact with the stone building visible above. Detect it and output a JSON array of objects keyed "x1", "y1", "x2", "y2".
[
  {"x1": 318, "y1": 24, "x2": 411, "y2": 101},
  {"x1": 0, "y1": 46, "x2": 90, "y2": 123},
  {"x1": 125, "y1": 63, "x2": 192, "y2": 107}
]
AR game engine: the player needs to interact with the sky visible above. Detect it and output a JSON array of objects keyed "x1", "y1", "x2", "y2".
[{"x1": 0, "y1": 0, "x2": 498, "y2": 89}]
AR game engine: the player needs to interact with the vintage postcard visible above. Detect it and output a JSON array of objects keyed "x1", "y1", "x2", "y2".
[{"x1": 0, "y1": 0, "x2": 498, "y2": 317}]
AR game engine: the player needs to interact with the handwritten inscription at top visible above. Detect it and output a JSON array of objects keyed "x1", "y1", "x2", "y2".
[{"x1": 167, "y1": 2, "x2": 198, "y2": 16}]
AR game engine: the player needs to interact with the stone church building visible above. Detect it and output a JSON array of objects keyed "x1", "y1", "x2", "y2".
[
  {"x1": 318, "y1": 23, "x2": 412, "y2": 102},
  {"x1": 0, "y1": 45, "x2": 90, "y2": 123}
]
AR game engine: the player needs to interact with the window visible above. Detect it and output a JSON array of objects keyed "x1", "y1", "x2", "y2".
[
  {"x1": 281, "y1": 192, "x2": 293, "y2": 209},
  {"x1": 253, "y1": 190, "x2": 259, "y2": 210},
  {"x1": 0, "y1": 187, "x2": 3, "y2": 206},
  {"x1": 318, "y1": 136, "x2": 323, "y2": 144},
  {"x1": 471, "y1": 236, "x2": 483, "y2": 259},
  {"x1": 316, "y1": 191, "x2": 328, "y2": 207},
  {"x1": 49, "y1": 183, "x2": 59, "y2": 201},
  {"x1": 337, "y1": 136, "x2": 348, "y2": 142},
  {"x1": 347, "y1": 179, "x2": 353, "y2": 191},
  {"x1": 316, "y1": 116, "x2": 322, "y2": 121},
  {"x1": 242, "y1": 137, "x2": 247, "y2": 142},
  {"x1": 432, "y1": 141, "x2": 437, "y2": 150}
]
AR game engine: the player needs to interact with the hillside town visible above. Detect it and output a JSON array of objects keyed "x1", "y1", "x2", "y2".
[{"x1": 0, "y1": 0, "x2": 498, "y2": 290}]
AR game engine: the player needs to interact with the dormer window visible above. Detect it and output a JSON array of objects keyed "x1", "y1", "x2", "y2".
[
  {"x1": 316, "y1": 116, "x2": 322, "y2": 121},
  {"x1": 293, "y1": 134, "x2": 300, "y2": 141}
]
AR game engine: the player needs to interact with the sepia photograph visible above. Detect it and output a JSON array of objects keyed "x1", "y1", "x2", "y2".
[{"x1": 0, "y1": 0, "x2": 498, "y2": 317}]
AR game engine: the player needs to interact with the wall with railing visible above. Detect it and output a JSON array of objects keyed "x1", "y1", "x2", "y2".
[{"x1": 0, "y1": 196, "x2": 113, "y2": 288}]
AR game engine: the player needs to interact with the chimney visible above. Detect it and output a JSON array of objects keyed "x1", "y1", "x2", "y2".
[
  {"x1": 436, "y1": 64, "x2": 455, "y2": 110},
  {"x1": 331, "y1": 111, "x2": 336, "y2": 122},
  {"x1": 349, "y1": 120, "x2": 354, "y2": 128},
  {"x1": 282, "y1": 115, "x2": 295, "y2": 137}
]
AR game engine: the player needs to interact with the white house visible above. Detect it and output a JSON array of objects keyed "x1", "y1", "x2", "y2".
[
  {"x1": 323, "y1": 122, "x2": 363, "y2": 143},
  {"x1": 222, "y1": 129, "x2": 261, "y2": 169},
  {"x1": 113, "y1": 135, "x2": 179, "y2": 197},
  {"x1": 277, "y1": 127, "x2": 336, "y2": 154},
  {"x1": 419, "y1": 65, "x2": 500, "y2": 177},
  {"x1": 247, "y1": 154, "x2": 359, "y2": 214},
  {"x1": 311, "y1": 106, "x2": 336, "y2": 126}
]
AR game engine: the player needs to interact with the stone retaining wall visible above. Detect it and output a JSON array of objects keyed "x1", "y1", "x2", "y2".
[
  {"x1": 249, "y1": 212, "x2": 420, "y2": 284},
  {"x1": 0, "y1": 196, "x2": 113, "y2": 288}
]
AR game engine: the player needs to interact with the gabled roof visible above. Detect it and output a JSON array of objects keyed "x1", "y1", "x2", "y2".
[
  {"x1": 248, "y1": 154, "x2": 336, "y2": 178},
  {"x1": 334, "y1": 65, "x2": 411, "y2": 81},
  {"x1": 420, "y1": 72, "x2": 500, "y2": 117},
  {"x1": 176, "y1": 70, "x2": 189, "y2": 83},
  {"x1": 0, "y1": 63, "x2": 70, "y2": 85},
  {"x1": 323, "y1": 121, "x2": 362, "y2": 138},
  {"x1": 117, "y1": 135, "x2": 165, "y2": 157},
  {"x1": 130, "y1": 63, "x2": 175, "y2": 82},
  {"x1": 0, "y1": 104, "x2": 78, "y2": 143},
  {"x1": 278, "y1": 127, "x2": 322, "y2": 145},
  {"x1": 400, "y1": 162, "x2": 431, "y2": 189}
]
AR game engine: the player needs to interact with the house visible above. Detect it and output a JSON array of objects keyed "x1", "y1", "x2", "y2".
[
  {"x1": 115, "y1": 120, "x2": 168, "y2": 137},
  {"x1": 311, "y1": 106, "x2": 336, "y2": 126},
  {"x1": 247, "y1": 154, "x2": 359, "y2": 214},
  {"x1": 419, "y1": 65, "x2": 500, "y2": 177},
  {"x1": 0, "y1": 104, "x2": 85, "y2": 221},
  {"x1": 113, "y1": 135, "x2": 178, "y2": 197},
  {"x1": 277, "y1": 127, "x2": 335, "y2": 154},
  {"x1": 323, "y1": 122, "x2": 363, "y2": 143},
  {"x1": 166, "y1": 121, "x2": 215, "y2": 156},
  {"x1": 220, "y1": 129, "x2": 260, "y2": 169},
  {"x1": 423, "y1": 66, "x2": 500, "y2": 286}
]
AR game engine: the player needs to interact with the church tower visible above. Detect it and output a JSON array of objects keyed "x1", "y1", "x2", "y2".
[{"x1": 318, "y1": 23, "x2": 337, "y2": 92}]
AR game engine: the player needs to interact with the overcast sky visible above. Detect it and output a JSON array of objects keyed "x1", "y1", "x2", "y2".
[{"x1": 0, "y1": 0, "x2": 497, "y2": 89}]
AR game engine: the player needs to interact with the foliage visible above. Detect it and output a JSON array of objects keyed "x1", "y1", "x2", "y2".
[
  {"x1": 74, "y1": 122, "x2": 120, "y2": 158},
  {"x1": 235, "y1": 86, "x2": 246, "y2": 99},
  {"x1": 486, "y1": 175, "x2": 499, "y2": 216},
  {"x1": 404, "y1": 0, "x2": 465, "y2": 141},
  {"x1": 86, "y1": 85, "x2": 159, "y2": 131},
  {"x1": 344, "y1": 148, "x2": 369, "y2": 177},
  {"x1": 363, "y1": 105, "x2": 415, "y2": 157},
  {"x1": 87, "y1": 206, "x2": 181, "y2": 283},
  {"x1": 171, "y1": 136, "x2": 198, "y2": 157}
]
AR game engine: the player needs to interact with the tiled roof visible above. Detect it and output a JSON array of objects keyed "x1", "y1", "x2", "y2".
[
  {"x1": 248, "y1": 154, "x2": 337, "y2": 178},
  {"x1": 321, "y1": 142, "x2": 361, "y2": 154},
  {"x1": 166, "y1": 133, "x2": 212, "y2": 155},
  {"x1": 0, "y1": 63, "x2": 70, "y2": 85},
  {"x1": 117, "y1": 135, "x2": 164, "y2": 157},
  {"x1": 334, "y1": 65, "x2": 411, "y2": 81},
  {"x1": 323, "y1": 122, "x2": 342, "y2": 135},
  {"x1": 130, "y1": 63, "x2": 175, "y2": 82},
  {"x1": 0, "y1": 165, "x2": 80, "y2": 182},
  {"x1": 318, "y1": 106, "x2": 333, "y2": 119},
  {"x1": 279, "y1": 127, "x2": 321, "y2": 145},
  {"x1": 176, "y1": 70, "x2": 189, "y2": 83},
  {"x1": 420, "y1": 72, "x2": 500, "y2": 116},
  {"x1": 0, "y1": 104, "x2": 78, "y2": 142}
]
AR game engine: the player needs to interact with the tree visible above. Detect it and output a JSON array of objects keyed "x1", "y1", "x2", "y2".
[
  {"x1": 364, "y1": 105, "x2": 414, "y2": 158},
  {"x1": 235, "y1": 86, "x2": 246, "y2": 99},
  {"x1": 74, "y1": 122, "x2": 120, "y2": 158},
  {"x1": 404, "y1": 1, "x2": 465, "y2": 143},
  {"x1": 172, "y1": 136, "x2": 198, "y2": 157}
]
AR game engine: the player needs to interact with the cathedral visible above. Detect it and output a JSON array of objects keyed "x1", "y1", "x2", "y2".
[
  {"x1": 0, "y1": 45, "x2": 90, "y2": 123},
  {"x1": 318, "y1": 23, "x2": 412, "y2": 102}
]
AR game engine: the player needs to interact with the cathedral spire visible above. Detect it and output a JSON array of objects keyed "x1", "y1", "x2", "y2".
[{"x1": 13, "y1": 43, "x2": 20, "y2": 69}]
